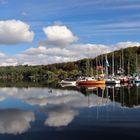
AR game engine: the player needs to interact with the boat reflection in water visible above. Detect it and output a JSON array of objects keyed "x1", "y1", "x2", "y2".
[
  {"x1": 0, "y1": 83, "x2": 140, "y2": 139},
  {"x1": 77, "y1": 83, "x2": 140, "y2": 108}
]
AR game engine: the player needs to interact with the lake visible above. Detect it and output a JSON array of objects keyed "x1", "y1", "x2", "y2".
[{"x1": 0, "y1": 82, "x2": 140, "y2": 140}]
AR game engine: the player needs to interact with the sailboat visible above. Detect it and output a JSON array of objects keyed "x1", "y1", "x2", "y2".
[
  {"x1": 105, "y1": 53, "x2": 120, "y2": 84},
  {"x1": 135, "y1": 76, "x2": 140, "y2": 83},
  {"x1": 76, "y1": 76, "x2": 105, "y2": 86},
  {"x1": 134, "y1": 53, "x2": 140, "y2": 83},
  {"x1": 76, "y1": 57, "x2": 105, "y2": 86},
  {"x1": 117, "y1": 49, "x2": 129, "y2": 83}
]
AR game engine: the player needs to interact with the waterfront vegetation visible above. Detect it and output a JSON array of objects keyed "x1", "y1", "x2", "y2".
[{"x1": 0, "y1": 46, "x2": 140, "y2": 81}]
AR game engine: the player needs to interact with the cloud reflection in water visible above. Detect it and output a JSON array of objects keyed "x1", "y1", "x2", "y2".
[
  {"x1": 0, "y1": 87, "x2": 112, "y2": 128},
  {"x1": 0, "y1": 109, "x2": 35, "y2": 134},
  {"x1": 43, "y1": 105, "x2": 78, "y2": 127}
]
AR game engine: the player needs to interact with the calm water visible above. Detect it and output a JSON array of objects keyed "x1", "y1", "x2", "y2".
[{"x1": 0, "y1": 82, "x2": 140, "y2": 140}]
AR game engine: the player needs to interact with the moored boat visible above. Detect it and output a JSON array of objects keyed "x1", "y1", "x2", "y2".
[
  {"x1": 134, "y1": 76, "x2": 140, "y2": 83},
  {"x1": 59, "y1": 78, "x2": 76, "y2": 86},
  {"x1": 105, "y1": 78, "x2": 120, "y2": 84},
  {"x1": 76, "y1": 77, "x2": 105, "y2": 86},
  {"x1": 78, "y1": 84, "x2": 105, "y2": 89},
  {"x1": 119, "y1": 76, "x2": 129, "y2": 83}
]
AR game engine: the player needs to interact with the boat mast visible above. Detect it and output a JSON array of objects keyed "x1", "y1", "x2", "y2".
[
  {"x1": 136, "y1": 53, "x2": 138, "y2": 75},
  {"x1": 102, "y1": 54, "x2": 104, "y2": 67},
  {"x1": 122, "y1": 48, "x2": 124, "y2": 75},
  {"x1": 96, "y1": 56, "x2": 98, "y2": 77},
  {"x1": 128, "y1": 60, "x2": 130, "y2": 76},
  {"x1": 105, "y1": 54, "x2": 108, "y2": 78},
  {"x1": 101, "y1": 54, "x2": 104, "y2": 76},
  {"x1": 86, "y1": 58, "x2": 90, "y2": 76},
  {"x1": 112, "y1": 52, "x2": 114, "y2": 76},
  {"x1": 91, "y1": 60, "x2": 93, "y2": 77}
]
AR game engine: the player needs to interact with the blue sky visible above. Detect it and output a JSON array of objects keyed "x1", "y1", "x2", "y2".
[{"x1": 0, "y1": 0, "x2": 140, "y2": 65}]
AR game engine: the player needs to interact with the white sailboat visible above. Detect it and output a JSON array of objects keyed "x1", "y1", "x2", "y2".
[{"x1": 105, "y1": 52, "x2": 120, "y2": 84}]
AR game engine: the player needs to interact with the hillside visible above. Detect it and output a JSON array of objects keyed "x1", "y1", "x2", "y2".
[{"x1": 0, "y1": 46, "x2": 139, "y2": 81}]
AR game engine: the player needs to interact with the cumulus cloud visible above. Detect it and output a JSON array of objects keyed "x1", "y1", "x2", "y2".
[
  {"x1": 71, "y1": 43, "x2": 110, "y2": 57},
  {"x1": 1, "y1": 58, "x2": 18, "y2": 66},
  {"x1": 1, "y1": 41, "x2": 140, "y2": 66},
  {"x1": 0, "y1": 52, "x2": 18, "y2": 66},
  {"x1": 0, "y1": 109, "x2": 35, "y2": 134},
  {"x1": 0, "y1": 22, "x2": 139, "y2": 65},
  {"x1": 24, "y1": 46, "x2": 77, "y2": 57},
  {"x1": 24, "y1": 46, "x2": 47, "y2": 55},
  {"x1": 16, "y1": 43, "x2": 109, "y2": 65},
  {"x1": 0, "y1": 20, "x2": 34, "y2": 44},
  {"x1": 43, "y1": 25, "x2": 78, "y2": 46},
  {"x1": 114, "y1": 41, "x2": 140, "y2": 50}
]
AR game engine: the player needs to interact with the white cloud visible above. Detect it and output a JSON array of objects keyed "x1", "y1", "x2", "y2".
[
  {"x1": 71, "y1": 44, "x2": 109, "y2": 57},
  {"x1": 0, "y1": 20, "x2": 34, "y2": 44},
  {"x1": 16, "y1": 43, "x2": 109, "y2": 65},
  {"x1": 43, "y1": 25, "x2": 78, "y2": 46},
  {"x1": 0, "y1": 40, "x2": 139, "y2": 66},
  {"x1": 24, "y1": 46, "x2": 47, "y2": 55},
  {"x1": 0, "y1": 52, "x2": 18, "y2": 66},
  {"x1": 0, "y1": 21, "x2": 139, "y2": 66},
  {"x1": 24, "y1": 46, "x2": 77, "y2": 57},
  {"x1": 0, "y1": 52, "x2": 6, "y2": 57},
  {"x1": 0, "y1": 109, "x2": 35, "y2": 134},
  {"x1": 0, "y1": 58, "x2": 18, "y2": 66},
  {"x1": 114, "y1": 41, "x2": 140, "y2": 50},
  {"x1": 12, "y1": 40, "x2": 139, "y2": 65}
]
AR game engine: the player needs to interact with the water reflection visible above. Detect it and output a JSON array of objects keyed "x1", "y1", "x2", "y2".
[
  {"x1": 77, "y1": 84, "x2": 140, "y2": 108},
  {"x1": 0, "y1": 84, "x2": 139, "y2": 109},
  {"x1": 42, "y1": 105, "x2": 78, "y2": 127},
  {"x1": 0, "y1": 83, "x2": 139, "y2": 138},
  {"x1": 0, "y1": 109, "x2": 35, "y2": 135},
  {"x1": 24, "y1": 97, "x2": 48, "y2": 106},
  {"x1": 0, "y1": 96, "x2": 6, "y2": 101}
]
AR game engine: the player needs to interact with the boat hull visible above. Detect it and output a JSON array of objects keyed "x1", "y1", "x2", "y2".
[
  {"x1": 105, "y1": 80, "x2": 120, "y2": 84},
  {"x1": 76, "y1": 80, "x2": 105, "y2": 85},
  {"x1": 59, "y1": 80, "x2": 76, "y2": 85},
  {"x1": 78, "y1": 84, "x2": 105, "y2": 89},
  {"x1": 135, "y1": 80, "x2": 140, "y2": 83},
  {"x1": 120, "y1": 79, "x2": 129, "y2": 83}
]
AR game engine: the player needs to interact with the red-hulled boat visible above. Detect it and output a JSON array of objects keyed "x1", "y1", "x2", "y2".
[{"x1": 76, "y1": 77, "x2": 105, "y2": 86}]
